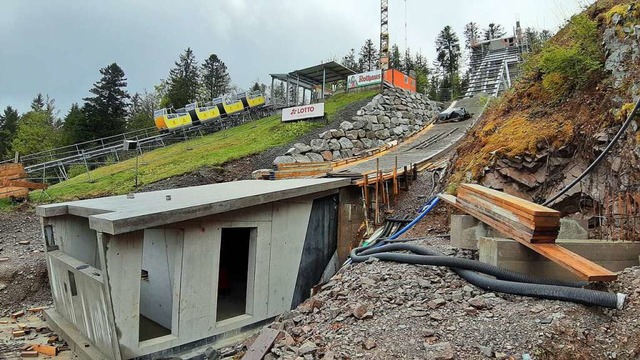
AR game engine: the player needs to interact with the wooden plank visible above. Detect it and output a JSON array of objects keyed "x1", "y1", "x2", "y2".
[
  {"x1": 1, "y1": 179, "x2": 48, "y2": 190},
  {"x1": 275, "y1": 162, "x2": 332, "y2": 170},
  {"x1": 460, "y1": 184, "x2": 560, "y2": 217},
  {"x1": 241, "y1": 328, "x2": 280, "y2": 360},
  {"x1": 0, "y1": 187, "x2": 29, "y2": 199},
  {"x1": 438, "y1": 194, "x2": 617, "y2": 281},
  {"x1": 458, "y1": 189, "x2": 560, "y2": 230},
  {"x1": 0, "y1": 163, "x2": 26, "y2": 178},
  {"x1": 452, "y1": 196, "x2": 556, "y2": 243}
]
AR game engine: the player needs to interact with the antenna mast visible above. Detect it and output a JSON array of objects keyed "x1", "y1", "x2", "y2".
[{"x1": 380, "y1": 0, "x2": 389, "y2": 70}]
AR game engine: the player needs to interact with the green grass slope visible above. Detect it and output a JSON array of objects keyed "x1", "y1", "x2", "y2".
[{"x1": 29, "y1": 91, "x2": 376, "y2": 203}]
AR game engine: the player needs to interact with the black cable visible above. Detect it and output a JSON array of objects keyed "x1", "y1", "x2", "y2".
[{"x1": 543, "y1": 98, "x2": 640, "y2": 206}]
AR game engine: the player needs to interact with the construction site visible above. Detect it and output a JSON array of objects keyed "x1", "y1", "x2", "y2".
[{"x1": 2, "y1": 0, "x2": 640, "y2": 359}]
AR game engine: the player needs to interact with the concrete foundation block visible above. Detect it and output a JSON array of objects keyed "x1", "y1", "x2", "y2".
[
  {"x1": 450, "y1": 215, "x2": 507, "y2": 250},
  {"x1": 450, "y1": 215, "x2": 484, "y2": 250},
  {"x1": 479, "y1": 237, "x2": 640, "y2": 281}
]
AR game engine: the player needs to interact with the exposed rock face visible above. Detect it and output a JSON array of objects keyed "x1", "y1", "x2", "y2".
[{"x1": 273, "y1": 88, "x2": 440, "y2": 164}]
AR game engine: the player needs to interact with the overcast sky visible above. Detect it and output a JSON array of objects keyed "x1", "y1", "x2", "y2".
[{"x1": 0, "y1": 0, "x2": 593, "y2": 116}]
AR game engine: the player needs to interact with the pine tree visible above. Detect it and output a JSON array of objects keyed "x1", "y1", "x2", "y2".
[
  {"x1": 390, "y1": 44, "x2": 402, "y2": 70},
  {"x1": 31, "y1": 94, "x2": 45, "y2": 112},
  {"x1": 83, "y1": 63, "x2": 130, "y2": 139},
  {"x1": 414, "y1": 52, "x2": 430, "y2": 94},
  {"x1": 484, "y1": 23, "x2": 506, "y2": 40},
  {"x1": 251, "y1": 82, "x2": 261, "y2": 92},
  {"x1": 358, "y1": 39, "x2": 379, "y2": 72},
  {"x1": 167, "y1": 48, "x2": 200, "y2": 108},
  {"x1": 0, "y1": 106, "x2": 19, "y2": 157},
  {"x1": 436, "y1": 26, "x2": 461, "y2": 75},
  {"x1": 341, "y1": 48, "x2": 359, "y2": 72},
  {"x1": 201, "y1": 53, "x2": 230, "y2": 100},
  {"x1": 61, "y1": 103, "x2": 88, "y2": 145},
  {"x1": 403, "y1": 48, "x2": 414, "y2": 73},
  {"x1": 464, "y1": 22, "x2": 480, "y2": 49}
]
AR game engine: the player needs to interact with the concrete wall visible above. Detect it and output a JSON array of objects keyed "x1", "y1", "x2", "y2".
[
  {"x1": 46, "y1": 250, "x2": 115, "y2": 358},
  {"x1": 48, "y1": 215, "x2": 100, "y2": 269},
  {"x1": 140, "y1": 229, "x2": 183, "y2": 330}
]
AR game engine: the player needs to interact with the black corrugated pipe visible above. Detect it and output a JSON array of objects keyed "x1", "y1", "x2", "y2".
[
  {"x1": 543, "y1": 98, "x2": 640, "y2": 206},
  {"x1": 351, "y1": 243, "x2": 625, "y2": 309}
]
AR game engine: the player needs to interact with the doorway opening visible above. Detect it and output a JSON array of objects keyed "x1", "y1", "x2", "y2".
[{"x1": 217, "y1": 227, "x2": 254, "y2": 321}]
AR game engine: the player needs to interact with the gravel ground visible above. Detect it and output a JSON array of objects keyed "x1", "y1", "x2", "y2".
[
  {"x1": 0, "y1": 208, "x2": 51, "y2": 317},
  {"x1": 261, "y1": 238, "x2": 640, "y2": 359}
]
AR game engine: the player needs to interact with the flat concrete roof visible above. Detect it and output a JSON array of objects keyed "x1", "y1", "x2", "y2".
[{"x1": 36, "y1": 179, "x2": 351, "y2": 235}]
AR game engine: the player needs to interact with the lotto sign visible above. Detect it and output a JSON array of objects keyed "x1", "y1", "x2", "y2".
[
  {"x1": 347, "y1": 70, "x2": 382, "y2": 89},
  {"x1": 282, "y1": 103, "x2": 325, "y2": 122}
]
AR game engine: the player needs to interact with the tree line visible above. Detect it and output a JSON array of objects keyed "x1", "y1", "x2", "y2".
[
  {"x1": 0, "y1": 48, "x2": 244, "y2": 158},
  {"x1": 342, "y1": 23, "x2": 550, "y2": 101}
]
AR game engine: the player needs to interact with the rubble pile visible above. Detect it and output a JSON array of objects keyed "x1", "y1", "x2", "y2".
[{"x1": 261, "y1": 239, "x2": 640, "y2": 359}]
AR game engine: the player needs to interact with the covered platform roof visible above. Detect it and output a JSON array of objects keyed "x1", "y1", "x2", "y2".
[{"x1": 270, "y1": 61, "x2": 357, "y2": 87}]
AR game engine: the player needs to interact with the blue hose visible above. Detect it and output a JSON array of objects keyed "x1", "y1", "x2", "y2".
[{"x1": 388, "y1": 197, "x2": 440, "y2": 240}]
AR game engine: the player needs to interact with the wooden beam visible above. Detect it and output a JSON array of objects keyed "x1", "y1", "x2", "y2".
[
  {"x1": 0, "y1": 179, "x2": 48, "y2": 190},
  {"x1": 439, "y1": 194, "x2": 617, "y2": 281},
  {"x1": 241, "y1": 328, "x2": 280, "y2": 360}
]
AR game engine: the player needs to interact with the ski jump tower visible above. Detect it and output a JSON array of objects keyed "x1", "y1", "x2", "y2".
[{"x1": 465, "y1": 21, "x2": 529, "y2": 97}]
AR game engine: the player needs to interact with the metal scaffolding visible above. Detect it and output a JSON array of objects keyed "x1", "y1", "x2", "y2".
[{"x1": 380, "y1": 0, "x2": 389, "y2": 70}]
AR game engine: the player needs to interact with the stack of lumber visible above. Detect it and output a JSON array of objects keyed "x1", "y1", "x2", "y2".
[
  {"x1": 439, "y1": 184, "x2": 617, "y2": 281},
  {"x1": 0, "y1": 163, "x2": 47, "y2": 200},
  {"x1": 457, "y1": 184, "x2": 560, "y2": 243},
  {"x1": 272, "y1": 162, "x2": 332, "y2": 179}
]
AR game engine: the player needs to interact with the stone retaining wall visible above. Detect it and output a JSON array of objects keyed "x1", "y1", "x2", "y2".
[{"x1": 274, "y1": 88, "x2": 441, "y2": 164}]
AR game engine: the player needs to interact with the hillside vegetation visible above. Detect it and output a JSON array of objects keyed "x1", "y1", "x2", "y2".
[
  {"x1": 28, "y1": 91, "x2": 376, "y2": 203},
  {"x1": 449, "y1": 0, "x2": 640, "y2": 200}
]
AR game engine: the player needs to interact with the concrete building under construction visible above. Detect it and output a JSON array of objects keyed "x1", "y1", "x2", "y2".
[{"x1": 35, "y1": 179, "x2": 362, "y2": 359}]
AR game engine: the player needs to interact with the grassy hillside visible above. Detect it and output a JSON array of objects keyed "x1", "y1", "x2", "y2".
[
  {"x1": 448, "y1": 0, "x2": 639, "y2": 192},
  {"x1": 26, "y1": 90, "x2": 376, "y2": 203}
]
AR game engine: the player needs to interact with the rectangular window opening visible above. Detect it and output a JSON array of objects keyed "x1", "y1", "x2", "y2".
[
  {"x1": 217, "y1": 227, "x2": 253, "y2": 322},
  {"x1": 67, "y1": 270, "x2": 77, "y2": 296}
]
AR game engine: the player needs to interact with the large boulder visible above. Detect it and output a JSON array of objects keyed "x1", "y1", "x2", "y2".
[
  {"x1": 310, "y1": 139, "x2": 328, "y2": 152},
  {"x1": 340, "y1": 121, "x2": 354, "y2": 131},
  {"x1": 293, "y1": 143, "x2": 312, "y2": 153},
  {"x1": 292, "y1": 153, "x2": 311, "y2": 163},
  {"x1": 345, "y1": 130, "x2": 359, "y2": 140},
  {"x1": 328, "y1": 139, "x2": 341, "y2": 151},
  {"x1": 339, "y1": 137, "x2": 354, "y2": 149},
  {"x1": 306, "y1": 152, "x2": 324, "y2": 162},
  {"x1": 273, "y1": 155, "x2": 295, "y2": 165}
]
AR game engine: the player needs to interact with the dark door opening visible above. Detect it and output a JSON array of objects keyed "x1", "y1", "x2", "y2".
[{"x1": 217, "y1": 227, "x2": 252, "y2": 321}]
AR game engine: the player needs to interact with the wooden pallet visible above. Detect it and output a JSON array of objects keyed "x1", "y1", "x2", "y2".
[
  {"x1": 0, "y1": 163, "x2": 48, "y2": 200},
  {"x1": 439, "y1": 185, "x2": 617, "y2": 282}
]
